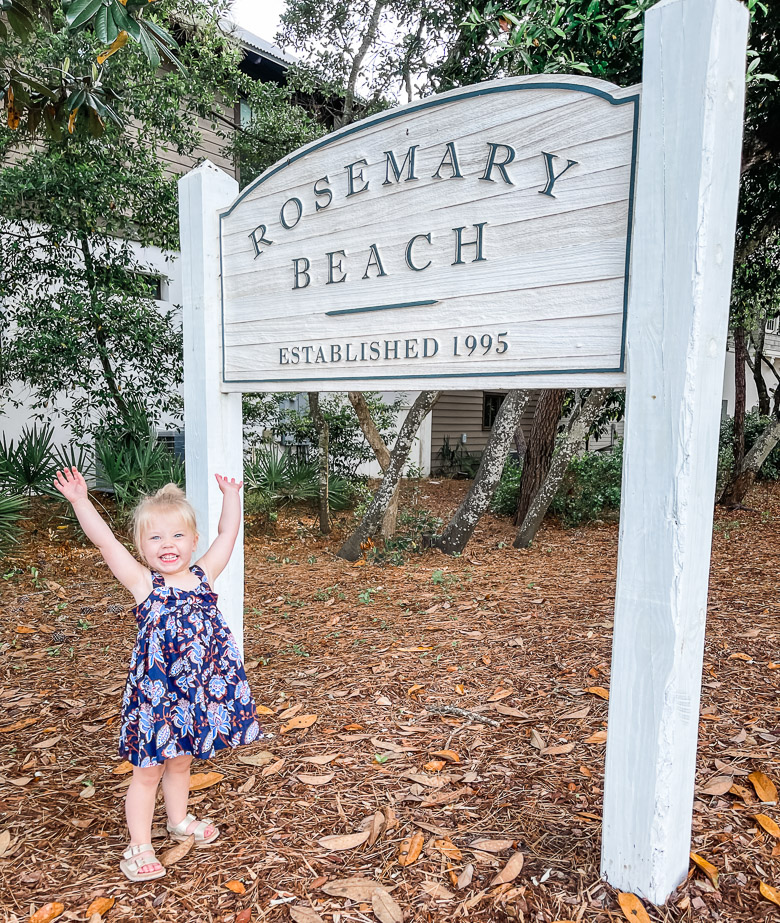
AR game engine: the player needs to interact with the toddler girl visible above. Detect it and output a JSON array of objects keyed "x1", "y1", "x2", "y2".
[{"x1": 54, "y1": 468, "x2": 260, "y2": 882}]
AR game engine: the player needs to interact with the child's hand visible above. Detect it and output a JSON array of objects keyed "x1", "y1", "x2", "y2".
[
  {"x1": 215, "y1": 474, "x2": 243, "y2": 494},
  {"x1": 53, "y1": 467, "x2": 89, "y2": 504}
]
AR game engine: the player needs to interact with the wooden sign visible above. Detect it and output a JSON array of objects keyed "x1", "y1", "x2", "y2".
[{"x1": 219, "y1": 75, "x2": 639, "y2": 392}]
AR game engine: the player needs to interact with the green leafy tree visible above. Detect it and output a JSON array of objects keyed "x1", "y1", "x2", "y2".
[{"x1": 0, "y1": 1, "x2": 320, "y2": 437}]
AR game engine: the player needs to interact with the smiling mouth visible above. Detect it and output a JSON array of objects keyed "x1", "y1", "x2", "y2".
[{"x1": 160, "y1": 554, "x2": 179, "y2": 563}]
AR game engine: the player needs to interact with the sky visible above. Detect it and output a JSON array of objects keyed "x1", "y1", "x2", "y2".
[{"x1": 230, "y1": 0, "x2": 287, "y2": 46}]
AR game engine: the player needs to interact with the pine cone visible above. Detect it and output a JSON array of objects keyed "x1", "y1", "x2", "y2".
[
  {"x1": 107, "y1": 603, "x2": 125, "y2": 614},
  {"x1": 16, "y1": 595, "x2": 30, "y2": 604},
  {"x1": 51, "y1": 630, "x2": 66, "y2": 644},
  {"x1": 80, "y1": 606, "x2": 94, "y2": 615}
]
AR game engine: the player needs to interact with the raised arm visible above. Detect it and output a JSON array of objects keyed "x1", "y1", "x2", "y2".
[
  {"x1": 197, "y1": 475, "x2": 243, "y2": 583},
  {"x1": 53, "y1": 467, "x2": 149, "y2": 600}
]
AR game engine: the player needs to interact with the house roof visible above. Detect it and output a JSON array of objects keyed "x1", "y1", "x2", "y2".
[{"x1": 220, "y1": 20, "x2": 297, "y2": 69}]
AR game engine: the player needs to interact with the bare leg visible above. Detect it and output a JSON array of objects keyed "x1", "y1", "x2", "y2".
[
  {"x1": 162, "y1": 754, "x2": 215, "y2": 839},
  {"x1": 125, "y1": 763, "x2": 166, "y2": 875}
]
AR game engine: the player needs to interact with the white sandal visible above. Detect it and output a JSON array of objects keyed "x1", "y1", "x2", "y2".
[
  {"x1": 120, "y1": 843, "x2": 166, "y2": 882},
  {"x1": 167, "y1": 812, "x2": 220, "y2": 846}
]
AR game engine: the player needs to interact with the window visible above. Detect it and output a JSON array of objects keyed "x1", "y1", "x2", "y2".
[
  {"x1": 482, "y1": 392, "x2": 505, "y2": 429},
  {"x1": 767, "y1": 316, "x2": 778, "y2": 334},
  {"x1": 157, "y1": 430, "x2": 185, "y2": 461}
]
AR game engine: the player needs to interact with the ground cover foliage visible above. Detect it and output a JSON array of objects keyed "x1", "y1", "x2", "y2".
[{"x1": 0, "y1": 480, "x2": 779, "y2": 922}]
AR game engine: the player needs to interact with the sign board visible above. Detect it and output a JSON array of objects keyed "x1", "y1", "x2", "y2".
[{"x1": 219, "y1": 75, "x2": 639, "y2": 392}]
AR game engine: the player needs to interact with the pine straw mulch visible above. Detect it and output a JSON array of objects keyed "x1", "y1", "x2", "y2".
[{"x1": 0, "y1": 479, "x2": 779, "y2": 923}]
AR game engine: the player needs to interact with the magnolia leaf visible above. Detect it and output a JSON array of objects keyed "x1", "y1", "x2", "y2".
[
  {"x1": 433, "y1": 838, "x2": 462, "y2": 861},
  {"x1": 225, "y1": 880, "x2": 246, "y2": 894},
  {"x1": 189, "y1": 771, "x2": 224, "y2": 791},
  {"x1": 585, "y1": 686, "x2": 610, "y2": 700},
  {"x1": 85, "y1": 897, "x2": 115, "y2": 917},
  {"x1": 28, "y1": 903, "x2": 65, "y2": 923},
  {"x1": 760, "y1": 880, "x2": 780, "y2": 907},
  {"x1": 748, "y1": 771, "x2": 778, "y2": 804},
  {"x1": 368, "y1": 810, "x2": 386, "y2": 846},
  {"x1": 318, "y1": 830, "x2": 370, "y2": 851},
  {"x1": 470, "y1": 838, "x2": 514, "y2": 853},
  {"x1": 424, "y1": 759, "x2": 445, "y2": 772},
  {"x1": 80, "y1": 784, "x2": 96, "y2": 799},
  {"x1": 699, "y1": 775, "x2": 733, "y2": 796},
  {"x1": 0, "y1": 717, "x2": 37, "y2": 732},
  {"x1": 238, "y1": 750, "x2": 276, "y2": 767},
  {"x1": 302, "y1": 753, "x2": 340, "y2": 765},
  {"x1": 493, "y1": 704, "x2": 528, "y2": 718},
  {"x1": 112, "y1": 760, "x2": 134, "y2": 774},
  {"x1": 297, "y1": 772, "x2": 334, "y2": 786},
  {"x1": 278, "y1": 702, "x2": 303, "y2": 721},
  {"x1": 617, "y1": 892, "x2": 651, "y2": 923},
  {"x1": 529, "y1": 729, "x2": 546, "y2": 750},
  {"x1": 255, "y1": 704, "x2": 275, "y2": 715},
  {"x1": 487, "y1": 687, "x2": 514, "y2": 702},
  {"x1": 289, "y1": 908, "x2": 325, "y2": 923},
  {"x1": 32, "y1": 735, "x2": 61, "y2": 750},
  {"x1": 0, "y1": 831, "x2": 12, "y2": 858},
  {"x1": 690, "y1": 851, "x2": 719, "y2": 888},
  {"x1": 585, "y1": 730, "x2": 608, "y2": 744},
  {"x1": 457, "y1": 864, "x2": 474, "y2": 889},
  {"x1": 541, "y1": 742, "x2": 575, "y2": 756},
  {"x1": 159, "y1": 834, "x2": 195, "y2": 866},
  {"x1": 398, "y1": 831, "x2": 424, "y2": 867},
  {"x1": 753, "y1": 813, "x2": 780, "y2": 838},
  {"x1": 429, "y1": 749, "x2": 460, "y2": 763},
  {"x1": 490, "y1": 851, "x2": 524, "y2": 886},
  {"x1": 262, "y1": 758, "x2": 286, "y2": 777},
  {"x1": 320, "y1": 877, "x2": 388, "y2": 900},
  {"x1": 372, "y1": 888, "x2": 404, "y2": 922},
  {"x1": 281, "y1": 714, "x2": 318, "y2": 733},
  {"x1": 235, "y1": 911, "x2": 252, "y2": 923}
]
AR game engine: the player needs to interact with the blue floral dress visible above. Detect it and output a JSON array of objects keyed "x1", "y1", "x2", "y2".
[{"x1": 119, "y1": 565, "x2": 260, "y2": 767}]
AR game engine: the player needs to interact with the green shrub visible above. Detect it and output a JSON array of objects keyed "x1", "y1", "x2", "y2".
[
  {"x1": 718, "y1": 410, "x2": 780, "y2": 484},
  {"x1": 244, "y1": 446, "x2": 356, "y2": 512},
  {"x1": 0, "y1": 423, "x2": 58, "y2": 495},
  {"x1": 96, "y1": 430, "x2": 184, "y2": 511},
  {"x1": 491, "y1": 456, "x2": 523, "y2": 516},
  {"x1": 0, "y1": 492, "x2": 27, "y2": 553},
  {"x1": 368, "y1": 506, "x2": 443, "y2": 566},
  {"x1": 434, "y1": 435, "x2": 481, "y2": 477},
  {"x1": 550, "y1": 442, "x2": 623, "y2": 526}
]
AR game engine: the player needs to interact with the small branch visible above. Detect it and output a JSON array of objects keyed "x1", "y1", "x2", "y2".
[{"x1": 424, "y1": 704, "x2": 500, "y2": 728}]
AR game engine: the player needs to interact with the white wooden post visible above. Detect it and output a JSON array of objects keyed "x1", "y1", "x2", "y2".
[
  {"x1": 602, "y1": 0, "x2": 748, "y2": 903},
  {"x1": 178, "y1": 162, "x2": 245, "y2": 654}
]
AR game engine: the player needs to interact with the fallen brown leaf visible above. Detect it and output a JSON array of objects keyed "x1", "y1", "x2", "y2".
[
  {"x1": 289, "y1": 908, "x2": 325, "y2": 923},
  {"x1": 372, "y1": 887, "x2": 404, "y2": 922},
  {"x1": 159, "y1": 834, "x2": 195, "y2": 866},
  {"x1": 748, "y1": 770, "x2": 778, "y2": 803},
  {"x1": 490, "y1": 851, "x2": 524, "y2": 886},
  {"x1": 753, "y1": 813, "x2": 780, "y2": 838},
  {"x1": 296, "y1": 772, "x2": 335, "y2": 786},
  {"x1": 320, "y1": 877, "x2": 387, "y2": 900},
  {"x1": 690, "y1": 851, "x2": 719, "y2": 888},
  {"x1": 760, "y1": 880, "x2": 780, "y2": 908},
  {"x1": 238, "y1": 750, "x2": 276, "y2": 767},
  {"x1": 318, "y1": 830, "x2": 370, "y2": 851},
  {"x1": 85, "y1": 897, "x2": 114, "y2": 917},
  {"x1": 617, "y1": 892, "x2": 650, "y2": 923},
  {"x1": 111, "y1": 760, "x2": 134, "y2": 775},
  {"x1": 225, "y1": 880, "x2": 246, "y2": 894},
  {"x1": 282, "y1": 714, "x2": 319, "y2": 733},
  {"x1": 420, "y1": 880, "x2": 455, "y2": 900},
  {"x1": 433, "y1": 838, "x2": 462, "y2": 861},
  {"x1": 188, "y1": 771, "x2": 224, "y2": 791},
  {"x1": 585, "y1": 686, "x2": 610, "y2": 700},
  {"x1": 28, "y1": 903, "x2": 65, "y2": 923},
  {"x1": 699, "y1": 775, "x2": 733, "y2": 796},
  {"x1": 398, "y1": 831, "x2": 424, "y2": 867}
]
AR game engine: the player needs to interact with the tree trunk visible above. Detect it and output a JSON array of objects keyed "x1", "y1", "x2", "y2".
[
  {"x1": 308, "y1": 392, "x2": 330, "y2": 535},
  {"x1": 719, "y1": 413, "x2": 780, "y2": 507},
  {"x1": 514, "y1": 388, "x2": 612, "y2": 548},
  {"x1": 514, "y1": 389, "x2": 566, "y2": 526},
  {"x1": 337, "y1": 0, "x2": 386, "y2": 128},
  {"x1": 732, "y1": 326, "x2": 747, "y2": 475},
  {"x1": 750, "y1": 324, "x2": 771, "y2": 416},
  {"x1": 434, "y1": 390, "x2": 529, "y2": 556},
  {"x1": 337, "y1": 390, "x2": 440, "y2": 561},
  {"x1": 347, "y1": 391, "x2": 399, "y2": 537}
]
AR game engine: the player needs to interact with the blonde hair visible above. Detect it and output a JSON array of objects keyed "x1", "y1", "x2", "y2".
[{"x1": 132, "y1": 483, "x2": 198, "y2": 554}]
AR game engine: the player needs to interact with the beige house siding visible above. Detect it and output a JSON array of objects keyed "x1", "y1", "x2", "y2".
[
  {"x1": 430, "y1": 390, "x2": 541, "y2": 471},
  {"x1": 2, "y1": 101, "x2": 238, "y2": 179}
]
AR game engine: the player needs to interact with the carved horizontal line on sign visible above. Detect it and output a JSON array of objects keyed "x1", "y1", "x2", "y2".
[
  {"x1": 222, "y1": 363, "x2": 624, "y2": 385},
  {"x1": 325, "y1": 299, "x2": 438, "y2": 317}
]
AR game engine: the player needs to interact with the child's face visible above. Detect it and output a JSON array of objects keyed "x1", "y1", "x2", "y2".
[{"x1": 140, "y1": 511, "x2": 198, "y2": 574}]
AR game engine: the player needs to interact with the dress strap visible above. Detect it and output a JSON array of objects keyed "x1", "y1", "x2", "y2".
[
  {"x1": 151, "y1": 571, "x2": 166, "y2": 588},
  {"x1": 190, "y1": 564, "x2": 207, "y2": 583}
]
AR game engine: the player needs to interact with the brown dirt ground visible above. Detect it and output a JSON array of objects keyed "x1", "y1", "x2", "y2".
[{"x1": 1, "y1": 479, "x2": 779, "y2": 923}]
